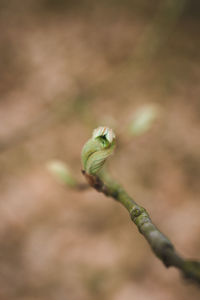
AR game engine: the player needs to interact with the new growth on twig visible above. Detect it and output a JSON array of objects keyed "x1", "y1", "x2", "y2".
[{"x1": 81, "y1": 126, "x2": 200, "y2": 285}]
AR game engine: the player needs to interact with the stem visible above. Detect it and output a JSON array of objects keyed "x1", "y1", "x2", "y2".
[{"x1": 82, "y1": 171, "x2": 200, "y2": 285}]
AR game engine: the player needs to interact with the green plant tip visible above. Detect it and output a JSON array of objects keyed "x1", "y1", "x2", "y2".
[
  {"x1": 93, "y1": 126, "x2": 115, "y2": 143},
  {"x1": 81, "y1": 126, "x2": 116, "y2": 175}
]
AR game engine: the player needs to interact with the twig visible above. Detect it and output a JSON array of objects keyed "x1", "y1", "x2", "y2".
[
  {"x1": 82, "y1": 171, "x2": 200, "y2": 285},
  {"x1": 81, "y1": 127, "x2": 200, "y2": 285}
]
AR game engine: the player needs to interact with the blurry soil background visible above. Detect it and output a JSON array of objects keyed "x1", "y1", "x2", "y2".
[{"x1": 0, "y1": 0, "x2": 200, "y2": 299}]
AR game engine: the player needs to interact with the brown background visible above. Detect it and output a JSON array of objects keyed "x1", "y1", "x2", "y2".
[{"x1": 0, "y1": 1, "x2": 200, "y2": 299}]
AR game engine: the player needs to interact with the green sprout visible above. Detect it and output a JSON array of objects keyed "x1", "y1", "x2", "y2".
[{"x1": 81, "y1": 126, "x2": 116, "y2": 175}]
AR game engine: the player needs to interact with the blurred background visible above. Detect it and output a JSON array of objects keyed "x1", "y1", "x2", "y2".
[{"x1": 0, "y1": 0, "x2": 200, "y2": 299}]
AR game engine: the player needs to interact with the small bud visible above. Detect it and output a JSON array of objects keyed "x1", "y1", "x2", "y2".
[
  {"x1": 129, "y1": 104, "x2": 159, "y2": 136},
  {"x1": 82, "y1": 126, "x2": 116, "y2": 175},
  {"x1": 46, "y1": 160, "x2": 77, "y2": 187}
]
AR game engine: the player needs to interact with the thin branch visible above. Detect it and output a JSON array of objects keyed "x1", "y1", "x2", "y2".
[{"x1": 82, "y1": 171, "x2": 200, "y2": 285}]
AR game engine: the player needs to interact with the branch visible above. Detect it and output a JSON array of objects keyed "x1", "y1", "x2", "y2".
[{"x1": 81, "y1": 127, "x2": 200, "y2": 285}]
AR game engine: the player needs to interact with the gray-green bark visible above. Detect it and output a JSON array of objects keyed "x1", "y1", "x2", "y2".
[{"x1": 82, "y1": 171, "x2": 200, "y2": 285}]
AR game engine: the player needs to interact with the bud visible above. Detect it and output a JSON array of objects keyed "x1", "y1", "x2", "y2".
[
  {"x1": 81, "y1": 127, "x2": 116, "y2": 175},
  {"x1": 129, "y1": 104, "x2": 159, "y2": 136},
  {"x1": 46, "y1": 160, "x2": 77, "y2": 187}
]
